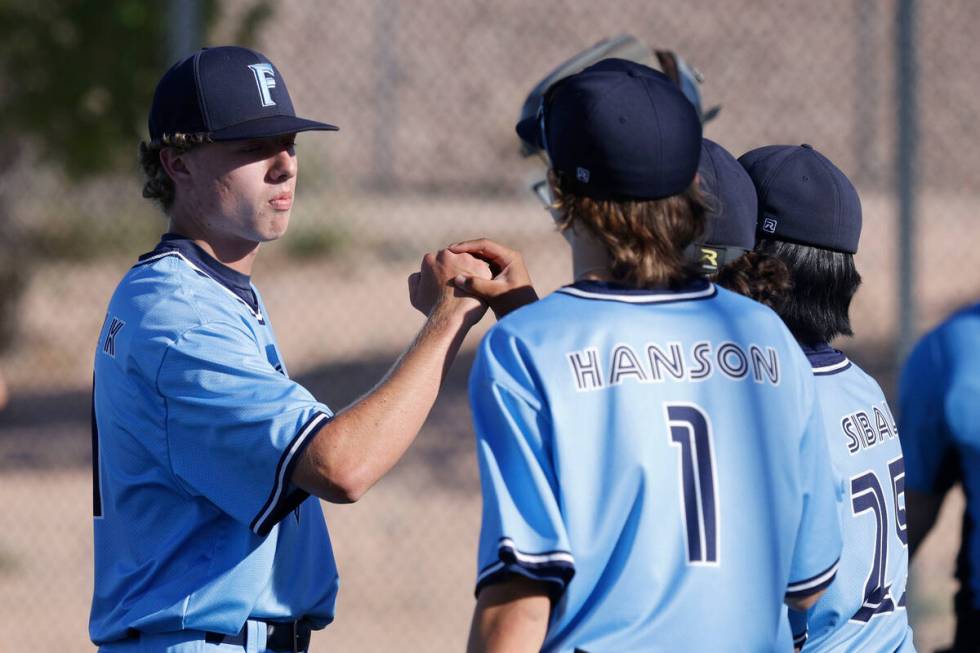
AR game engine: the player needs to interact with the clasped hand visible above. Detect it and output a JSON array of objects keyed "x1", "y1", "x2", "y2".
[{"x1": 408, "y1": 238, "x2": 539, "y2": 324}]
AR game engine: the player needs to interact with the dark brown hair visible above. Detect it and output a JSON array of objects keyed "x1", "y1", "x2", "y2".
[
  {"x1": 549, "y1": 169, "x2": 707, "y2": 289},
  {"x1": 714, "y1": 251, "x2": 794, "y2": 311},
  {"x1": 754, "y1": 238, "x2": 862, "y2": 344},
  {"x1": 138, "y1": 133, "x2": 212, "y2": 212}
]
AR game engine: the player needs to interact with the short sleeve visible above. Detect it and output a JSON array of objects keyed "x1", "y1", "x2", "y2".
[
  {"x1": 157, "y1": 321, "x2": 332, "y2": 536},
  {"x1": 899, "y1": 333, "x2": 956, "y2": 494},
  {"x1": 469, "y1": 329, "x2": 574, "y2": 598},
  {"x1": 786, "y1": 392, "x2": 844, "y2": 600}
]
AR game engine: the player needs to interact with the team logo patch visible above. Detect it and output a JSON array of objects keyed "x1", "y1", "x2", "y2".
[
  {"x1": 762, "y1": 216, "x2": 778, "y2": 233},
  {"x1": 248, "y1": 63, "x2": 277, "y2": 107},
  {"x1": 576, "y1": 167, "x2": 590, "y2": 183}
]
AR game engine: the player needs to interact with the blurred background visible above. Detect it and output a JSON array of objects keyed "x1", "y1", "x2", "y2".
[{"x1": 0, "y1": 0, "x2": 976, "y2": 650}]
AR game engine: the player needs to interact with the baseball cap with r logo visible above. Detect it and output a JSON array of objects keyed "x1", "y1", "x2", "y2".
[
  {"x1": 148, "y1": 46, "x2": 338, "y2": 143},
  {"x1": 738, "y1": 144, "x2": 861, "y2": 253}
]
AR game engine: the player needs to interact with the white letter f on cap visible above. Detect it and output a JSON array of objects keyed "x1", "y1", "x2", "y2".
[{"x1": 248, "y1": 63, "x2": 277, "y2": 107}]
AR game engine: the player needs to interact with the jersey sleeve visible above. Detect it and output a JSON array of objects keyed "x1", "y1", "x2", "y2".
[
  {"x1": 899, "y1": 332, "x2": 957, "y2": 495},
  {"x1": 157, "y1": 321, "x2": 333, "y2": 536},
  {"x1": 786, "y1": 384, "x2": 844, "y2": 601},
  {"x1": 469, "y1": 328, "x2": 574, "y2": 599}
]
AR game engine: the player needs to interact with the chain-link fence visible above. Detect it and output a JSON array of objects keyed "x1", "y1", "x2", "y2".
[{"x1": 1, "y1": 1, "x2": 977, "y2": 651}]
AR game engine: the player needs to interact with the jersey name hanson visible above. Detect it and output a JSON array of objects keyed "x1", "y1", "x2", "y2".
[{"x1": 567, "y1": 340, "x2": 779, "y2": 392}]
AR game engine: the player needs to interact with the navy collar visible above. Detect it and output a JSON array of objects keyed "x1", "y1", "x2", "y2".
[
  {"x1": 556, "y1": 277, "x2": 716, "y2": 304},
  {"x1": 138, "y1": 234, "x2": 260, "y2": 315},
  {"x1": 800, "y1": 341, "x2": 852, "y2": 375}
]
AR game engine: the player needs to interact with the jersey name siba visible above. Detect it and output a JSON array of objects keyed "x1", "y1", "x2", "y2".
[
  {"x1": 566, "y1": 340, "x2": 780, "y2": 392},
  {"x1": 841, "y1": 401, "x2": 899, "y2": 456}
]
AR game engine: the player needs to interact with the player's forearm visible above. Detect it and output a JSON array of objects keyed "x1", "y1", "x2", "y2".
[
  {"x1": 293, "y1": 304, "x2": 473, "y2": 502},
  {"x1": 467, "y1": 584, "x2": 550, "y2": 653}
]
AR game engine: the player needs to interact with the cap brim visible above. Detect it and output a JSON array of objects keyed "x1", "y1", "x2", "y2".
[
  {"x1": 210, "y1": 115, "x2": 338, "y2": 141},
  {"x1": 515, "y1": 115, "x2": 543, "y2": 152},
  {"x1": 516, "y1": 34, "x2": 653, "y2": 157}
]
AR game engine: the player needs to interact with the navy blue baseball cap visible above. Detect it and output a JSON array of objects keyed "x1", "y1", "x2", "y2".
[
  {"x1": 699, "y1": 139, "x2": 757, "y2": 250},
  {"x1": 693, "y1": 139, "x2": 758, "y2": 273},
  {"x1": 516, "y1": 58, "x2": 702, "y2": 201},
  {"x1": 738, "y1": 144, "x2": 862, "y2": 254},
  {"x1": 148, "y1": 46, "x2": 338, "y2": 143}
]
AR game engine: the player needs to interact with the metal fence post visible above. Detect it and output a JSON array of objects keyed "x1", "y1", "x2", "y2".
[
  {"x1": 896, "y1": 0, "x2": 918, "y2": 364},
  {"x1": 168, "y1": 0, "x2": 202, "y2": 64}
]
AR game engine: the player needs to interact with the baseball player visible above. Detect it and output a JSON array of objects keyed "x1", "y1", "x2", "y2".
[
  {"x1": 457, "y1": 59, "x2": 843, "y2": 653},
  {"x1": 735, "y1": 145, "x2": 916, "y2": 652},
  {"x1": 695, "y1": 138, "x2": 792, "y2": 310},
  {"x1": 899, "y1": 301, "x2": 980, "y2": 652},
  {"x1": 90, "y1": 46, "x2": 489, "y2": 652},
  {"x1": 450, "y1": 137, "x2": 787, "y2": 318}
]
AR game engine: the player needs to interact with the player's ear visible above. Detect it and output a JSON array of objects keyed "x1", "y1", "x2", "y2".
[{"x1": 158, "y1": 147, "x2": 192, "y2": 184}]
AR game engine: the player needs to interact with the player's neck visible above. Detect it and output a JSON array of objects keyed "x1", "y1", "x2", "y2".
[
  {"x1": 567, "y1": 230, "x2": 612, "y2": 281},
  {"x1": 191, "y1": 237, "x2": 259, "y2": 276},
  {"x1": 167, "y1": 215, "x2": 260, "y2": 276}
]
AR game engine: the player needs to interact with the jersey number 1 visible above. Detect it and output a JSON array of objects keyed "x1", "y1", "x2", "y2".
[{"x1": 666, "y1": 403, "x2": 719, "y2": 565}]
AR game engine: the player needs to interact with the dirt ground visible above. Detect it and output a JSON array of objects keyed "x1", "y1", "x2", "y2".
[{"x1": 0, "y1": 192, "x2": 976, "y2": 651}]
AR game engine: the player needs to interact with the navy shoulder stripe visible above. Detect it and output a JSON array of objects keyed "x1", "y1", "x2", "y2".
[
  {"x1": 800, "y1": 342, "x2": 850, "y2": 375},
  {"x1": 812, "y1": 359, "x2": 852, "y2": 376},
  {"x1": 475, "y1": 538, "x2": 575, "y2": 599},
  {"x1": 132, "y1": 250, "x2": 266, "y2": 324},
  {"x1": 250, "y1": 411, "x2": 330, "y2": 536},
  {"x1": 786, "y1": 557, "x2": 840, "y2": 598},
  {"x1": 557, "y1": 281, "x2": 717, "y2": 305}
]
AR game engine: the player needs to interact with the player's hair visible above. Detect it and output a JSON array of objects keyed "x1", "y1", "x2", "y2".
[
  {"x1": 754, "y1": 238, "x2": 862, "y2": 344},
  {"x1": 139, "y1": 133, "x2": 213, "y2": 212},
  {"x1": 714, "y1": 251, "x2": 794, "y2": 311},
  {"x1": 548, "y1": 169, "x2": 707, "y2": 288}
]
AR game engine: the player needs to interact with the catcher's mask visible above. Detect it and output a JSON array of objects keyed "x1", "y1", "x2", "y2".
[{"x1": 516, "y1": 34, "x2": 718, "y2": 162}]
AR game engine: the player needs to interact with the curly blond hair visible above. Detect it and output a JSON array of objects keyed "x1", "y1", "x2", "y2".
[{"x1": 138, "y1": 133, "x2": 213, "y2": 212}]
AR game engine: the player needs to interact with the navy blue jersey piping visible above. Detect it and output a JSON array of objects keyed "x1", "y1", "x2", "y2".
[
  {"x1": 800, "y1": 341, "x2": 851, "y2": 375},
  {"x1": 250, "y1": 411, "x2": 331, "y2": 536},
  {"x1": 475, "y1": 538, "x2": 576, "y2": 599},
  {"x1": 137, "y1": 234, "x2": 260, "y2": 313},
  {"x1": 786, "y1": 557, "x2": 840, "y2": 599},
  {"x1": 556, "y1": 278, "x2": 717, "y2": 304}
]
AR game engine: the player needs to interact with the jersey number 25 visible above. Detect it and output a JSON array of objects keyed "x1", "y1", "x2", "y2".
[{"x1": 850, "y1": 457, "x2": 907, "y2": 622}]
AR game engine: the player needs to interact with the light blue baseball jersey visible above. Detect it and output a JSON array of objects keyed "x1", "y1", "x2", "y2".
[
  {"x1": 90, "y1": 235, "x2": 338, "y2": 645},
  {"x1": 470, "y1": 279, "x2": 843, "y2": 653},
  {"x1": 899, "y1": 304, "x2": 980, "y2": 640},
  {"x1": 787, "y1": 344, "x2": 915, "y2": 652}
]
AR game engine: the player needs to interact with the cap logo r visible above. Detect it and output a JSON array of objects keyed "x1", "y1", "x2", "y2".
[
  {"x1": 248, "y1": 63, "x2": 277, "y2": 107},
  {"x1": 700, "y1": 247, "x2": 719, "y2": 270},
  {"x1": 762, "y1": 216, "x2": 778, "y2": 233},
  {"x1": 576, "y1": 167, "x2": 590, "y2": 183}
]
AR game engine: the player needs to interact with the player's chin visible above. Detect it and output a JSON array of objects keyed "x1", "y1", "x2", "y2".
[{"x1": 259, "y1": 212, "x2": 291, "y2": 241}]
